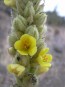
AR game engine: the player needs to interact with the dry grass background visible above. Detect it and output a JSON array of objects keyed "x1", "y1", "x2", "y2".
[{"x1": 0, "y1": 2, "x2": 65, "y2": 87}]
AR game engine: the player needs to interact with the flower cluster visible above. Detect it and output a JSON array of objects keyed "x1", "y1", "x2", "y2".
[
  {"x1": 8, "y1": 34, "x2": 52, "y2": 76},
  {"x1": 36, "y1": 48, "x2": 52, "y2": 74},
  {"x1": 4, "y1": 0, "x2": 52, "y2": 87},
  {"x1": 14, "y1": 34, "x2": 37, "y2": 56}
]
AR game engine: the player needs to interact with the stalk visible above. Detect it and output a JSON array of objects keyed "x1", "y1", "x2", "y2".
[{"x1": 4, "y1": 0, "x2": 52, "y2": 87}]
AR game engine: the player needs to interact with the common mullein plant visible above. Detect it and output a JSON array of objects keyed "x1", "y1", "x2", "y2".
[{"x1": 4, "y1": 0, "x2": 52, "y2": 87}]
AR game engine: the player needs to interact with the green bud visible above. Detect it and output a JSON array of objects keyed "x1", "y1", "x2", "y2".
[
  {"x1": 13, "y1": 15, "x2": 26, "y2": 32},
  {"x1": 34, "y1": 0, "x2": 41, "y2": 10},
  {"x1": 37, "y1": 39, "x2": 45, "y2": 51},
  {"x1": 27, "y1": 15, "x2": 34, "y2": 25},
  {"x1": 37, "y1": 25, "x2": 47, "y2": 38},
  {"x1": 8, "y1": 34, "x2": 18, "y2": 47},
  {"x1": 16, "y1": 0, "x2": 24, "y2": 15},
  {"x1": 38, "y1": 25, "x2": 44, "y2": 34},
  {"x1": 18, "y1": 15, "x2": 27, "y2": 26},
  {"x1": 8, "y1": 47, "x2": 16, "y2": 56},
  {"x1": 25, "y1": 25, "x2": 39, "y2": 40},
  {"x1": 35, "y1": 4, "x2": 44, "y2": 14},
  {"x1": 34, "y1": 13, "x2": 47, "y2": 27},
  {"x1": 24, "y1": 1, "x2": 35, "y2": 17},
  {"x1": 12, "y1": 29, "x2": 23, "y2": 39}
]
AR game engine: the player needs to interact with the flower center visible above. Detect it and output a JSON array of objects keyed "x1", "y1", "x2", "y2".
[
  {"x1": 12, "y1": 68, "x2": 19, "y2": 75},
  {"x1": 24, "y1": 41, "x2": 30, "y2": 50},
  {"x1": 43, "y1": 55, "x2": 48, "y2": 62}
]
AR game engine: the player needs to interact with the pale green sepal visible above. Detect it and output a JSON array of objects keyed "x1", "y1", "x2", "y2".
[
  {"x1": 8, "y1": 34, "x2": 18, "y2": 47},
  {"x1": 13, "y1": 16, "x2": 26, "y2": 32},
  {"x1": 25, "y1": 25, "x2": 39, "y2": 40},
  {"x1": 36, "y1": 4, "x2": 44, "y2": 14},
  {"x1": 24, "y1": 1, "x2": 35, "y2": 17},
  {"x1": 34, "y1": 0, "x2": 41, "y2": 11},
  {"x1": 37, "y1": 39, "x2": 45, "y2": 52},
  {"x1": 16, "y1": 0, "x2": 24, "y2": 15},
  {"x1": 34, "y1": 13, "x2": 47, "y2": 27},
  {"x1": 18, "y1": 15, "x2": 27, "y2": 26},
  {"x1": 8, "y1": 47, "x2": 16, "y2": 56}
]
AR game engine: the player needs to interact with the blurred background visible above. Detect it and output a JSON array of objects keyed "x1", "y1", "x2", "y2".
[{"x1": 0, "y1": 0, "x2": 65, "y2": 87}]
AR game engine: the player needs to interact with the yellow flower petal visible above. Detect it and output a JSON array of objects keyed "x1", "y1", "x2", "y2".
[
  {"x1": 16, "y1": 66, "x2": 25, "y2": 76},
  {"x1": 20, "y1": 34, "x2": 36, "y2": 47},
  {"x1": 40, "y1": 62, "x2": 51, "y2": 67},
  {"x1": 43, "y1": 54, "x2": 52, "y2": 62},
  {"x1": 4, "y1": 0, "x2": 16, "y2": 7},
  {"x1": 7, "y1": 64, "x2": 25, "y2": 76},
  {"x1": 17, "y1": 50, "x2": 28, "y2": 55},
  {"x1": 28, "y1": 47, "x2": 37, "y2": 56},
  {"x1": 29, "y1": 35, "x2": 36, "y2": 48},
  {"x1": 36, "y1": 56, "x2": 51, "y2": 67},
  {"x1": 39, "y1": 48, "x2": 49, "y2": 56},
  {"x1": 14, "y1": 34, "x2": 37, "y2": 56},
  {"x1": 36, "y1": 48, "x2": 52, "y2": 75},
  {"x1": 14, "y1": 40, "x2": 22, "y2": 50}
]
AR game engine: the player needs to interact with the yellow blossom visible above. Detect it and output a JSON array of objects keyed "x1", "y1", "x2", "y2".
[
  {"x1": 14, "y1": 34, "x2": 37, "y2": 56},
  {"x1": 36, "y1": 48, "x2": 52, "y2": 74},
  {"x1": 37, "y1": 48, "x2": 52, "y2": 67},
  {"x1": 4, "y1": 0, "x2": 16, "y2": 7},
  {"x1": 7, "y1": 64, "x2": 25, "y2": 76}
]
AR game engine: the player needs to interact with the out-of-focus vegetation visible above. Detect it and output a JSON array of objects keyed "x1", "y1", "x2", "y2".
[{"x1": 46, "y1": 10, "x2": 65, "y2": 26}]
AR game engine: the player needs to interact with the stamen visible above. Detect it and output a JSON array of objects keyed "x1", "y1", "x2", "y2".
[{"x1": 43, "y1": 55, "x2": 48, "y2": 62}]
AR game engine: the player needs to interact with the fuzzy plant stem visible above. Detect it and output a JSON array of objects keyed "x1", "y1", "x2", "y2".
[{"x1": 4, "y1": 0, "x2": 52, "y2": 87}]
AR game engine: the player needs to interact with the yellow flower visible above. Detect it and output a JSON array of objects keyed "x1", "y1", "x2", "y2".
[
  {"x1": 36, "y1": 48, "x2": 52, "y2": 74},
  {"x1": 14, "y1": 34, "x2": 37, "y2": 56},
  {"x1": 7, "y1": 64, "x2": 25, "y2": 76},
  {"x1": 37, "y1": 48, "x2": 52, "y2": 67},
  {"x1": 4, "y1": 0, "x2": 16, "y2": 7}
]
